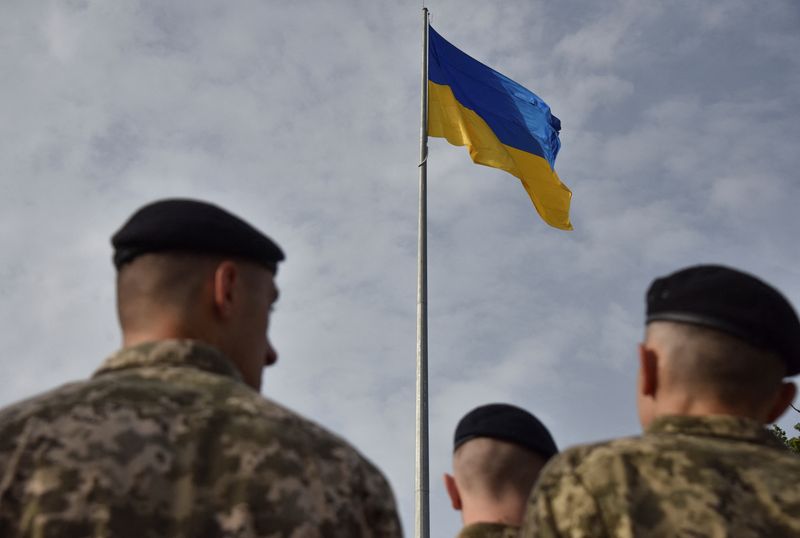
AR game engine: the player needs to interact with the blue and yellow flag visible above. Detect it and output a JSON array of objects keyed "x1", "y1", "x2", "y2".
[{"x1": 428, "y1": 27, "x2": 572, "y2": 230}]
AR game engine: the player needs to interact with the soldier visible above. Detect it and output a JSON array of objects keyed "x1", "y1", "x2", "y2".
[
  {"x1": 0, "y1": 199, "x2": 402, "y2": 538},
  {"x1": 444, "y1": 403, "x2": 558, "y2": 538},
  {"x1": 519, "y1": 264, "x2": 800, "y2": 537}
]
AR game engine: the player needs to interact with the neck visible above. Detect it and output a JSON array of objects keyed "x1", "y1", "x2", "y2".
[
  {"x1": 651, "y1": 391, "x2": 767, "y2": 423},
  {"x1": 460, "y1": 499, "x2": 523, "y2": 528},
  {"x1": 122, "y1": 317, "x2": 212, "y2": 349}
]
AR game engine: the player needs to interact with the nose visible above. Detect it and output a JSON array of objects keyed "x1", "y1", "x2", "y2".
[{"x1": 265, "y1": 339, "x2": 278, "y2": 367}]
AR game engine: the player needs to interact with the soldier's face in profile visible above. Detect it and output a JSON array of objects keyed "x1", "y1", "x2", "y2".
[{"x1": 231, "y1": 263, "x2": 280, "y2": 391}]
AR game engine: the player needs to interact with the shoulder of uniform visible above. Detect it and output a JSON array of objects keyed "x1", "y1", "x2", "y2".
[
  {"x1": 0, "y1": 380, "x2": 92, "y2": 456},
  {"x1": 0, "y1": 380, "x2": 89, "y2": 424},
  {"x1": 537, "y1": 435, "x2": 647, "y2": 484},
  {"x1": 555, "y1": 435, "x2": 643, "y2": 462},
  {"x1": 222, "y1": 392, "x2": 383, "y2": 469},
  {"x1": 227, "y1": 395, "x2": 396, "y2": 503}
]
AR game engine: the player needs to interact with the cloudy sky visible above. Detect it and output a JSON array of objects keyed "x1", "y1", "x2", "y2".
[{"x1": 2, "y1": 0, "x2": 799, "y2": 535}]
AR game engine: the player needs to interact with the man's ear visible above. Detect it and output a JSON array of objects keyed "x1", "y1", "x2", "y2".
[
  {"x1": 443, "y1": 473, "x2": 462, "y2": 511},
  {"x1": 766, "y1": 382, "x2": 797, "y2": 423},
  {"x1": 212, "y1": 261, "x2": 238, "y2": 318},
  {"x1": 638, "y1": 343, "x2": 659, "y2": 398}
]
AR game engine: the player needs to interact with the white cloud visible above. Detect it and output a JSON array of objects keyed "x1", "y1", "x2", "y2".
[
  {"x1": 553, "y1": 1, "x2": 659, "y2": 68},
  {"x1": 709, "y1": 174, "x2": 783, "y2": 215},
  {"x1": 43, "y1": 4, "x2": 79, "y2": 62}
]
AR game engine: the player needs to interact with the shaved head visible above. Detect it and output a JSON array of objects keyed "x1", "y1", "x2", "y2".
[
  {"x1": 453, "y1": 437, "x2": 547, "y2": 503},
  {"x1": 116, "y1": 253, "x2": 220, "y2": 335},
  {"x1": 115, "y1": 252, "x2": 279, "y2": 390},
  {"x1": 645, "y1": 321, "x2": 786, "y2": 414}
]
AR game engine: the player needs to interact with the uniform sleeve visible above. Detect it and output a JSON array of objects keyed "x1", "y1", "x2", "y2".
[{"x1": 518, "y1": 456, "x2": 607, "y2": 538}]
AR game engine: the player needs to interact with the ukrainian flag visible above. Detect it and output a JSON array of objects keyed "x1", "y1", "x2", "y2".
[{"x1": 428, "y1": 27, "x2": 572, "y2": 230}]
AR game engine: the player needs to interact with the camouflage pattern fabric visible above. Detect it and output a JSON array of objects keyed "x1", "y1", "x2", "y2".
[
  {"x1": 456, "y1": 522, "x2": 519, "y2": 538},
  {"x1": 0, "y1": 340, "x2": 402, "y2": 538},
  {"x1": 519, "y1": 415, "x2": 800, "y2": 538}
]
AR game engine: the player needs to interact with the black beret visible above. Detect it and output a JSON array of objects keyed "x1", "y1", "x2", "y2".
[
  {"x1": 111, "y1": 199, "x2": 285, "y2": 270},
  {"x1": 647, "y1": 264, "x2": 800, "y2": 376},
  {"x1": 454, "y1": 403, "x2": 558, "y2": 460}
]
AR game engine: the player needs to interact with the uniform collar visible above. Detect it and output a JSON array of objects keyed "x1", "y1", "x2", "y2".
[
  {"x1": 93, "y1": 339, "x2": 243, "y2": 382},
  {"x1": 646, "y1": 414, "x2": 782, "y2": 447},
  {"x1": 456, "y1": 522, "x2": 519, "y2": 538}
]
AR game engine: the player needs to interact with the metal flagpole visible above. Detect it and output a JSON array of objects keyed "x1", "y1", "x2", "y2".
[{"x1": 415, "y1": 7, "x2": 430, "y2": 538}]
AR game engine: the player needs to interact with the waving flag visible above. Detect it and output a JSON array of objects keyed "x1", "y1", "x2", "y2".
[{"x1": 428, "y1": 26, "x2": 572, "y2": 230}]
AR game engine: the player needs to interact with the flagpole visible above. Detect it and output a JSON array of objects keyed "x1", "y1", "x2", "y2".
[{"x1": 415, "y1": 7, "x2": 430, "y2": 538}]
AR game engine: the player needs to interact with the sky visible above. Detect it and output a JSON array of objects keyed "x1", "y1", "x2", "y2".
[{"x1": 1, "y1": 0, "x2": 799, "y2": 535}]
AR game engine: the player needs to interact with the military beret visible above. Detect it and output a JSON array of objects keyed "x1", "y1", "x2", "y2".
[
  {"x1": 111, "y1": 199, "x2": 285, "y2": 270},
  {"x1": 454, "y1": 403, "x2": 558, "y2": 460},
  {"x1": 647, "y1": 264, "x2": 800, "y2": 376}
]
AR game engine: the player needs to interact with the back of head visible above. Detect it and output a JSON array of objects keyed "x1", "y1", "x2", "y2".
[
  {"x1": 447, "y1": 403, "x2": 558, "y2": 526},
  {"x1": 116, "y1": 252, "x2": 219, "y2": 336},
  {"x1": 646, "y1": 264, "x2": 800, "y2": 376},
  {"x1": 641, "y1": 264, "x2": 800, "y2": 422},
  {"x1": 453, "y1": 437, "x2": 548, "y2": 502},
  {"x1": 111, "y1": 199, "x2": 285, "y2": 389},
  {"x1": 112, "y1": 199, "x2": 283, "y2": 338},
  {"x1": 646, "y1": 321, "x2": 787, "y2": 416}
]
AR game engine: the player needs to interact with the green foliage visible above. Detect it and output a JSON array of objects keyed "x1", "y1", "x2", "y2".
[{"x1": 771, "y1": 423, "x2": 800, "y2": 454}]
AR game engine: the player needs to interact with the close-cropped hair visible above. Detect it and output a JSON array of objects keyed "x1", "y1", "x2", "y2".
[
  {"x1": 453, "y1": 437, "x2": 547, "y2": 501},
  {"x1": 646, "y1": 321, "x2": 786, "y2": 410},
  {"x1": 116, "y1": 252, "x2": 226, "y2": 329}
]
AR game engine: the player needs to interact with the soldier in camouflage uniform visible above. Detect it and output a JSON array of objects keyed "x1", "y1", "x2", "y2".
[
  {"x1": 0, "y1": 199, "x2": 402, "y2": 538},
  {"x1": 519, "y1": 265, "x2": 800, "y2": 538},
  {"x1": 444, "y1": 404, "x2": 558, "y2": 538}
]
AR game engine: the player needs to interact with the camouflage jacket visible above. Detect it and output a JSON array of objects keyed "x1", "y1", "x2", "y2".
[
  {"x1": 518, "y1": 415, "x2": 800, "y2": 538},
  {"x1": 0, "y1": 340, "x2": 402, "y2": 538},
  {"x1": 456, "y1": 522, "x2": 519, "y2": 538}
]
